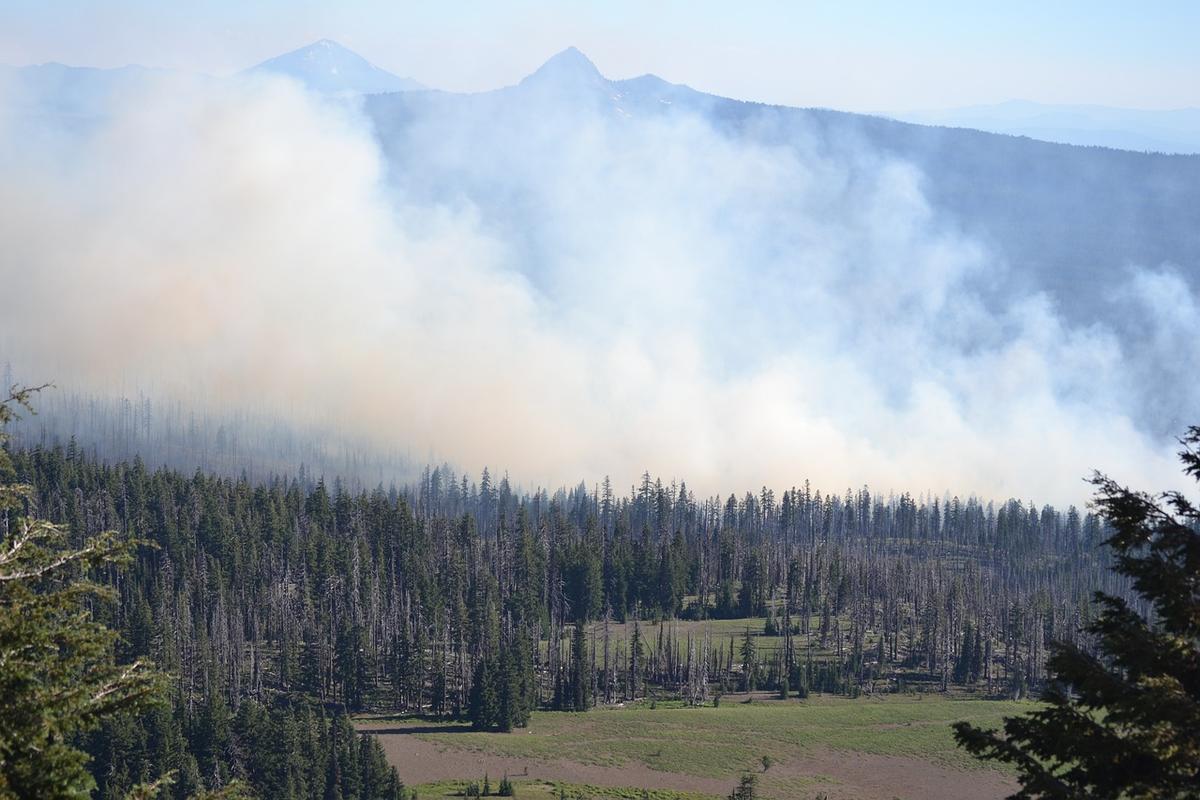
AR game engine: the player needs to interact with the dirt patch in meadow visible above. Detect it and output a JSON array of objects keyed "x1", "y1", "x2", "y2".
[
  {"x1": 361, "y1": 725, "x2": 1016, "y2": 799},
  {"x1": 774, "y1": 747, "x2": 1017, "y2": 800},
  {"x1": 360, "y1": 725, "x2": 732, "y2": 795}
]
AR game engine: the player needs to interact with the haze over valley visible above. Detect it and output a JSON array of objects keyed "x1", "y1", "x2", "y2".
[
  {"x1": 2, "y1": 40, "x2": 1197, "y2": 503},
  {"x1": 4, "y1": 8, "x2": 1200, "y2": 800}
]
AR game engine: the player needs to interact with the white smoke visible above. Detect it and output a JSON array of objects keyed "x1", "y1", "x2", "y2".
[{"x1": 0, "y1": 69, "x2": 1189, "y2": 503}]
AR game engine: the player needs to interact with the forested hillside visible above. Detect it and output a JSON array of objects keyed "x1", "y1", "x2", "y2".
[
  {"x1": 5, "y1": 444, "x2": 1130, "y2": 794},
  {"x1": 1, "y1": 376, "x2": 417, "y2": 491}
]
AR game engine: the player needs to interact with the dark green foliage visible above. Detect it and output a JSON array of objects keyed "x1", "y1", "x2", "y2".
[
  {"x1": 176, "y1": 699, "x2": 402, "y2": 800},
  {"x1": 737, "y1": 551, "x2": 767, "y2": 618},
  {"x1": 739, "y1": 628, "x2": 756, "y2": 693},
  {"x1": 335, "y1": 620, "x2": 369, "y2": 711},
  {"x1": 91, "y1": 695, "x2": 405, "y2": 800},
  {"x1": 568, "y1": 622, "x2": 591, "y2": 712},
  {"x1": 1, "y1": 383, "x2": 1150, "y2": 793},
  {"x1": 0, "y1": 386, "x2": 164, "y2": 798},
  {"x1": 713, "y1": 580, "x2": 737, "y2": 619},
  {"x1": 564, "y1": 537, "x2": 603, "y2": 624},
  {"x1": 728, "y1": 774, "x2": 756, "y2": 800},
  {"x1": 7, "y1": 434, "x2": 1116, "y2": 714},
  {"x1": 953, "y1": 623, "x2": 982, "y2": 685},
  {"x1": 469, "y1": 658, "x2": 500, "y2": 731},
  {"x1": 954, "y1": 428, "x2": 1200, "y2": 798},
  {"x1": 469, "y1": 641, "x2": 534, "y2": 732},
  {"x1": 628, "y1": 619, "x2": 643, "y2": 699},
  {"x1": 2, "y1": 386, "x2": 410, "y2": 800}
]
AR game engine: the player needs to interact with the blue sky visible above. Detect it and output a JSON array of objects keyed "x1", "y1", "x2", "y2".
[{"x1": 2, "y1": 1, "x2": 1197, "y2": 111}]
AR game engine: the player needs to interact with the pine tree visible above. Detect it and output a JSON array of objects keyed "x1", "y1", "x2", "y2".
[
  {"x1": 504, "y1": 631, "x2": 534, "y2": 730},
  {"x1": 300, "y1": 630, "x2": 324, "y2": 699},
  {"x1": 334, "y1": 620, "x2": 366, "y2": 710},
  {"x1": 970, "y1": 626, "x2": 984, "y2": 684},
  {"x1": 954, "y1": 428, "x2": 1200, "y2": 798},
  {"x1": 497, "y1": 651, "x2": 519, "y2": 732},
  {"x1": 953, "y1": 623, "x2": 974, "y2": 684},
  {"x1": 469, "y1": 658, "x2": 499, "y2": 730},
  {"x1": 629, "y1": 617, "x2": 643, "y2": 700},
  {"x1": 0, "y1": 385, "x2": 164, "y2": 798},
  {"x1": 728, "y1": 774, "x2": 756, "y2": 800},
  {"x1": 739, "y1": 627, "x2": 757, "y2": 693},
  {"x1": 569, "y1": 622, "x2": 591, "y2": 711}
]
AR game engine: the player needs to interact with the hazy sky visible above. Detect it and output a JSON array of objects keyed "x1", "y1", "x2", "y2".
[{"x1": 2, "y1": 1, "x2": 1198, "y2": 111}]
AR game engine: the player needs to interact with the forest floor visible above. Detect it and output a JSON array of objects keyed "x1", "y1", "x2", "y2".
[{"x1": 357, "y1": 693, "x2": 1027, "y2": 799}]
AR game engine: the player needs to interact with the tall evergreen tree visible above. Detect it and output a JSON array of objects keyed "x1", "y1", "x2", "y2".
[
  {"x1": 569, "y1": 621, "x2": 591, "y2": 712},
  {"x1": 954, "y1": 428, "x2": 1200, "y2": 798},
  {"x1": 0, "y1": 386, "x2": 164, "y2": 798},
  {"x1": 739, "y1": 627, "x2": 757, "y2": 693},
  {"x1": 468, "y1": 658, "x2": 499, "y2": 731}
]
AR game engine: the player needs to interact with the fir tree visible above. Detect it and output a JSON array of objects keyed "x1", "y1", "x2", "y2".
[
  {"x1": 954, "y1": 428, "x2": 1200, "y2": 798},
  {"x1": 569, "y1": 621, "x2": 591, "y2": 712},
  {"x1": 728, "y1": 774, "x2": 756, "y2": 800},
  {"x1": 0, "y1": 385, "x2": 164, "y2": 798},
  {"x1": 739, "y1": 627, "x2": 757, "y2": 693},
  {"x1": 469, "y1": 658, "x2": 499, "y2": 731}
]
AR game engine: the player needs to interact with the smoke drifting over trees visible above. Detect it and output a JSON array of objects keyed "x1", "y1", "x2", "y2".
[{"x1": 1, "y1": 50, "x2": 1196, "y2": 502}]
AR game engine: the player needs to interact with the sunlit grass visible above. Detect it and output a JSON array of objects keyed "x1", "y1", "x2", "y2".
[{"x1": 363, "y1": 694, "x2": 1031, "y2": 780}]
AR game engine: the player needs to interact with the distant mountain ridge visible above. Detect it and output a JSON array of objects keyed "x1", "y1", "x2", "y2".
[
  {"x1": 8, "y1": 42, "x2": 1197, "y2": 154},
  {"x1": 243, "y1": 38, "x2": 425, "y2": 94},
  {"x1": 4, "y1": 42, "x2": 1199, "y2": 485},
  {"x1": 888, "y1": 99, "x2": 1200, "y2": 155},
  {"x1": 0, "y1": 62, "x2": 183, "y2": 120},
  {"x1": 5, "y1": 43, "x2": 1199, "y2": 373},
  {"x1": 363, "y1": 47, "x2": 1200, "y2": 431}
]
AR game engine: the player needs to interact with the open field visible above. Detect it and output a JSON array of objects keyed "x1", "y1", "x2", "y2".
[{"x1": 358, "y1": 694, "x2": 1028, "y2": 799}]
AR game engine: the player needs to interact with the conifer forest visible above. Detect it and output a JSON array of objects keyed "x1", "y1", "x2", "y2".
[
  {"x1": 5, "y1": 441, "x2": 1134, "y2": 797},
  {"x1": 3, "y1": 5, "x2": 1199, "y2": 799}
]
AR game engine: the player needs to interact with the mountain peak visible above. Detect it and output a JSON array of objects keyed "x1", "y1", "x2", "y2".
[
  {"x1": 262, "y1": 39, "x2": 364, "y2": 69},
  {"x1": 301, "y1": 39, "x2": 350, "y2": 54},
  {"x1": 247, "y1": 40, "x2": 425, "y2": 94},
  {"x1": 520, "y1": 47, "x2": 605, "y2": 88}
]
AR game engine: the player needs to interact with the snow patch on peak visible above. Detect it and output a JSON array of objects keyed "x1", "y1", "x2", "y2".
[{"x1": 247, "y1": 40, "x2": 425, "y2": 94}]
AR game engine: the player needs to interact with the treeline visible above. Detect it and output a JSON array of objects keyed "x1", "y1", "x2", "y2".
[
  {"x1": 0, "y1": 378, "x2": 416, "y2": 491},
  {"x1": 5, "y1": 444, "x2": 1127, "y2": 790},
  {"x1": 86, "y1": 699, "x2": 402, "y2": 800}
]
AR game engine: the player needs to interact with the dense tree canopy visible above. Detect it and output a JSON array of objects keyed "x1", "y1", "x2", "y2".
[
  {"x1": 1, "y1": 388, "x2": 405, "y2": 800},
  {"x1": 3, "y1": 382, "x2": 1159, "y2": 797},
  {"x1": 0, "y1": 386, "x2": 162, "y2": 799}
]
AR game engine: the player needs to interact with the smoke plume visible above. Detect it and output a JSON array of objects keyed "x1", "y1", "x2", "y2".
[{"x1": 0, "y1": 67, "x2": 1190, "y2": 503}]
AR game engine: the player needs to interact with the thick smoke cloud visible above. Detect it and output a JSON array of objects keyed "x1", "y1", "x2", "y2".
[{"x1": 0, "y1": 70, "x2": 1189, "y2": 503}]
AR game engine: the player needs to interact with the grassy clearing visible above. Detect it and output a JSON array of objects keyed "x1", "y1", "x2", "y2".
[
  {"x1": 544, "y1": 616, "x2": 839, "y2": 667},
  {"x1": 362, "y1": 694, "x2": 1030, "y2": 780}
]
